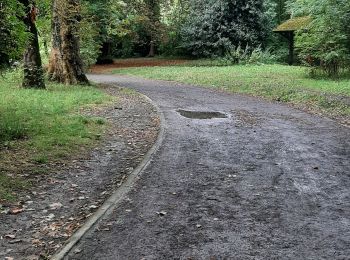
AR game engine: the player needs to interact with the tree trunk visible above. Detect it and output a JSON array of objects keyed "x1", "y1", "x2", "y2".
[
  {"x1": 20, "y1": 0, "x2": 45, "y2": 89},
  {"x1": 96, "y1": 42, "x2": 113, "y2": 64},
  {"x1": 288, "y1": 32, "x2": 294, "y2": 66},
  {"x1": 148, "y1": 41, "x2": 155, "y2": 57},
  {"x1": 48, "y1": 0, "x2": 88, "y2": 85}
]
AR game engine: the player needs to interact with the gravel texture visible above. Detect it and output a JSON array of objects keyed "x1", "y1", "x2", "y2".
[{"x1": 66, "y1": 74, "x2": 350, "y2": 260}]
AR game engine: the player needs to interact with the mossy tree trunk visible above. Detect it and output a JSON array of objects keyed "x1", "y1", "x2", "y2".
[
  {"x1": 20, "y1": 0, "x2": 45, "y2": 89},
  {"x1": 48, "y1": 0, "x2": 88, "y2": 85}
]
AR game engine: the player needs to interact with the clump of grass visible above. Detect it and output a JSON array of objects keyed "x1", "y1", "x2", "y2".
[
  {"x1": 0, "y1": 70, "x2": 111, "y2": 157},
  {"x1": 0, "y1": 172, "x2": 29, "y2": 202},
  {"x1": 0, "y1": 70, "x2": 112, "y2": 201},
  {"x1": 0, "y1": 71, "x2": 112, "y2": 199}
]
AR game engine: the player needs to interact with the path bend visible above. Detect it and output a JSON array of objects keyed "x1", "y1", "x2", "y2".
[{"x1": 68, "y1": 74, "x2": 350, "y2": 260}]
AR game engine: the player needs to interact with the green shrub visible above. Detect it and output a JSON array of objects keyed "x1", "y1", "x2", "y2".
[{"x1": 224, "y1": 45, "x2": 278, "y2": 65}]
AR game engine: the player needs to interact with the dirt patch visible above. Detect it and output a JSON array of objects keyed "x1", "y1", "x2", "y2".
[
  {"x1": 0, "y1": 85, "x2": 160, "y2": 259},
  {"x1": 233, "y1": 109, "x2": 264, "y2": 127},
  {"x1": 89, "y1": 58, "x2": 189, "y2": 74}
]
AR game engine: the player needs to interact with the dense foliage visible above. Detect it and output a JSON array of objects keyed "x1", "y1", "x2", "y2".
[
  {"x1": 1, "y1": 0, "x2": 349, "y2": 77},
  {"x1": 288, "y1": 0, "x2": 350, "y2": 76},
  {"x1": 180, "y1": 0, "x2": 270, "y2": 57},
  {"x1": 0, "y1": 1, "x2": 28, "y2": 68}
]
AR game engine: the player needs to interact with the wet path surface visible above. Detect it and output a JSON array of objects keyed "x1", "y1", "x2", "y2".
[{"x1": 68, "y1": 75, "x2": 350, "y2": 259}]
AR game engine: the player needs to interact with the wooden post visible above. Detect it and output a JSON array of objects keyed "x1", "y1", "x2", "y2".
[{"x1": 288, "y1": 31, "x2": 294, "y2": 66}]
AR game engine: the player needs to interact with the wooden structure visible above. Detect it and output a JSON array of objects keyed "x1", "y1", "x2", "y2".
[{"x1": 274, "y1": 16, "x2": 311, "y2": 65}]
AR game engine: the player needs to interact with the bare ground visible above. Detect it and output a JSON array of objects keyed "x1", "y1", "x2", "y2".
[{"x1": 0, "y1": 86, "x2": 160, "y2": 259}]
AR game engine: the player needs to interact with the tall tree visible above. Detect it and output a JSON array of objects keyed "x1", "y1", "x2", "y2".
[
  {"x1": 144, "y1": 0, "x2": 161, "y2": 57},
  {"x1": 20, "y1": 0, "x2": 45, "y2": 88},
  {"x1": 48, "y1": 0, "x2": 88, "y2": 85}
]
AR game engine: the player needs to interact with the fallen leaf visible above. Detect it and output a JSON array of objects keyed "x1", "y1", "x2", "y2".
[
  {"x1": 9, "y1": 207, "x2": 24, "y2": 215},
  {"x1": 32, "y1": 239, "x2": 42, "y2": 245}
]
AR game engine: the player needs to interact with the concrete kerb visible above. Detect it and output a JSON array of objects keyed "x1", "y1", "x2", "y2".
[{"x1": 52, "y1": 91, "x2": 166, "y2": 260}]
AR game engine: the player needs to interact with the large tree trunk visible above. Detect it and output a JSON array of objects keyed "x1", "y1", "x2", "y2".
[
  {"x1": 20, "y1": 0, "x2": 45, "y2": 89},
  {"x1": 48, "y1": 0, "x2": 88, "y2": 85},
  {"x1": 147, "y1": 40, "x2": 155, "y2": 57},
  {"x1": 145, "y1": 0, "x2": 160, "y2": 58}
]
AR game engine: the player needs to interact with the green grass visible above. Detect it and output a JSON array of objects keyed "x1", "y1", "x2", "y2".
[
  {"x1": 112, "y1": 64, "x2": 350, "y2": 119},
  {"x1": 0, "y1": 70, "x2": 112, "y2": 201},
  {"x1": 0, "y1": 172, "x2": 29, "y2": 201}
]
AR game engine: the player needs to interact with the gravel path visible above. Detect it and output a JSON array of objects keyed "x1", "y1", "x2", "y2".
[{"x1": 68, "y1": 75, "x2": 350, "y2": 260}]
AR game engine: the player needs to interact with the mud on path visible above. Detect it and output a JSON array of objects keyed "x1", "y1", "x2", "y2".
[
  {"x1": 0, "y1": 86, "x2": 160, "y2": 259},
  {"x1": 67, "y1": 74, "x2": 350, "y2": 260}
]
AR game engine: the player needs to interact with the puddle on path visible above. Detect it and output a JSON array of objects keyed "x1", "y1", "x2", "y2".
[{"x1": 177, "y1": 109, "x2": 228, "y2": 119}]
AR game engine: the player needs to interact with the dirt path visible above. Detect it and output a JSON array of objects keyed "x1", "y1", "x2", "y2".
[{"x1": 66, "y1": 74, "x2": 350, "y2": 260}]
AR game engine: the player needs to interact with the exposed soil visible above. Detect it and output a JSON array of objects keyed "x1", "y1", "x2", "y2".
[
  {"x1": 0, "y1": 85, "x2": 160, "y2": 259},
  {"x1": 67, "y1": 74, "x2": 350, "y2": 259},
  {"x1": 89, "y1": 58, "x2": 189, "y2": 74}
]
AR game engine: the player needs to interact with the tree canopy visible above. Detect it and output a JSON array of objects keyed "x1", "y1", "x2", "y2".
[{"x1": 1, "y1": 0, "x2": 349, "y2": 79}]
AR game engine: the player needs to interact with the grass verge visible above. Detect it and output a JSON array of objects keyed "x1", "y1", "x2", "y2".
[
  {"x1": 112, "y1": 64, "x2": 350, "y2": 122},
  {"x1": 0, "y1": 70, "x2": 112, "y2": 201}
]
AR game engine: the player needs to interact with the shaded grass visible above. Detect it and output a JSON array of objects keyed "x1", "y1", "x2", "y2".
[
  {"x1": 0, "y1": 70, "x2": 112, "y2": 201},
  {"x1": 0, "y1": 172, "x2": 29, "y2": 201},
  {"x1": 112, "y1": 64, "x2": 350, "y2": 119}
]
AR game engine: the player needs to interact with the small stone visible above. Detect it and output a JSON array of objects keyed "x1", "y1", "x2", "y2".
[
  {"x1": 5, "y1": 234, "x2": 16, "y2": 239},
  {"x1": 49, "y1": 202, "x2": 63, "y2": 210},
  {"x1": 74, "y1": 248, "x2": 82, "y2": 254},
  {"x1": 45, "y1": 213, "x2": 55, "y2": 221},
  {"x1": 8, "y1": 239, "x2": 22, "y2": 244},
  {"x1": 157, "y1": 211, "x2": 167, "y2": 216}
]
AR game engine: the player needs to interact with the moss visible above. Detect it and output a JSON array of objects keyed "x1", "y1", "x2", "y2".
[{"x1": 274, "y1": 16, "x2": 311, "y2": 32}]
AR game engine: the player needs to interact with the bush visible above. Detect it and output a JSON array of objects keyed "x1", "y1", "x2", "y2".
[
  {"x1": 180, "y1": 0, "x2": 269, "y2": 57},
  {"x1": 224, "y1": 46, "x2": 278, "y2": 65}
]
